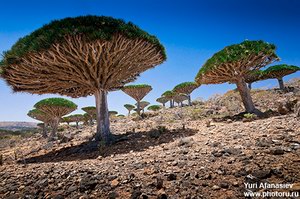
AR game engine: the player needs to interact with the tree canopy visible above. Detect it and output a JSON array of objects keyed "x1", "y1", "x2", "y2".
[
  {"x1": 162, "y1": 90, "x2": 175, "y2": 99},
  {"x1": 156, "y1": 96, "x2": 169, "y2": 104},
  {"x1": 195, "y1": 40, "x2": 279, "y2": 84},
  {"x1": 1, "y1": 16, "x2": 166, "y2": 143},
  {"x1": 122, "y1": 84, "x2": 152, "y2": 101},
  {"x1": 173, "y1": 82, "x2": 198, "y2": 94},
  {"x1": 263, "y1": 64, "x2": 299, "y2": 79},
  {"x1": 2, "y1": 15, "x2": 166, "y2": 63},
  {"x1": 147, "y1": 105, "x2": 161, "y2": 111},
  {"x1": 34, "y1": 98, "x2": 77, "y2": 110}
]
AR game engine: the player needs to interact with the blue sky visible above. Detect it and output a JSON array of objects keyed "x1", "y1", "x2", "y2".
[{"x1": 0, "y1": 0, "x2": 300, "y2": 122}]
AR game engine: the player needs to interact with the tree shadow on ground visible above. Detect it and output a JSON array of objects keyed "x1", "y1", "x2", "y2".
[{"x1": 21, "y1": 127, "x2": 197, "y2": 164}]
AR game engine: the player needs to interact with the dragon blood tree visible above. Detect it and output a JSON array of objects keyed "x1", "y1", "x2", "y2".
[
  {"x1": 122, "y1": 84, "x2": 152, "y2": 116},
  {"x1": 27, "y1": 109, "x2": 50, "y2": 138},
  {"x1": 136, "y1": 101, "x2": 150, "y2": 113},
  {"x1": 34, "y1": 98, "x2": 77, "y2": 139},
  {"x1": 173, "y1": 82, "x2": 198, "y2": 106},
  {"x1": 244, "y1": 70, "x2": 265, "y2": 90},
  {"x1": 195, "y1": 40, "x2": 279, "y2": 115},
  {"x1": 68, "y1": 114, "x2": 84, "y2": 129},
  {"x1": 62, "y1": 116, "x2": 72, "y2": 125},
  {"x1": 82, "y1": 106, "x2": 96, "y2": 125},
  {"x1": 162, "y1": 90, "x2": 176, "y2": 108},
  {"x1": 124, "y1": 104, "x2": 135, "y2": 116},
  {"x1": 263, "y1": 64, "x2": 300, "y2": 90},
  {"x1": 173, "y1": 93, "x2": 188, "y2": 107},
  {"x1": 1, "y1": 16, "x2": 166, "y2": 143},
  {"x1": 108, "y1": 111, "x2": 118, "y2": 117},
  {"x1": 147, "y1": 105, "x2": 161, "y2": 112},
  {"x1": 156, "y1": 96, "x2": 169, "y2": 107}
]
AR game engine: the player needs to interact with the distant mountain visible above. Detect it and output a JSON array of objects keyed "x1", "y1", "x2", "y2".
[{"x1": 0, "y1": 121, "x2": 38, "y2": 131}]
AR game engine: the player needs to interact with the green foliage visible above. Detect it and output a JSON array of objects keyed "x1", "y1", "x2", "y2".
[
  {"x1": 124, "y1": 104, "x2": 135, "y2": 110},
  {"x1": 34, "y1": 98, "x2": 77, "y2": 109},
  {"x1": 82, "y1": 106, "x2": 96, "y2": 111},
  {"x1": 109, "y1": 111, "x2": 118, "y2": 115},
  {"x1": 123, "y1": 84, "x2": 151, "y2": 89},
  {"x1": 196, "y1": 40, "x2": 278, "y2": 78},
  {"x1": 173, "y1": 82, "x2": 198, "y2": 92},
  {"x1": 162, "y1": 90, "x2": 175, "y2": 98},
  {"x1": 3, "y1": 15, "x2": 166, "y2": 64},
  {"x1": 68, "y1": 114, "x2": 84, "y2": 120},
  {"x1": 263, "y1": 64, "x2": 299, "y2": 75},
  {"x1": 156, "y1": 96, "x2": 169, "y2": 103},
  {"x1": 117, "y1": 114, "x2": 125, "y2": 117},
  {"x1": 243, "y1": 113, "x2": 255, "y2": 119},
  {"x1": 27, "y1": 109, "x2": 46, "y2": 117},
  {"x1": 147, "y1": 105, "x2": 161, "y2": 111}
]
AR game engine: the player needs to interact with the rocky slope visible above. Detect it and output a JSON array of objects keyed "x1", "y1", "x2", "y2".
[{"x1": 0, "y1": 81, "x2": 300, "y2": 199}]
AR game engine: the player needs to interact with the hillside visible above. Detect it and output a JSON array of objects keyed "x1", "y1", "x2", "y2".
[
  {"x1": 0, "y1": 121, "x2": 37, "y2": 131},
  {"x1": 0, "y1": 81, "x2": 299, "y2": 198}
]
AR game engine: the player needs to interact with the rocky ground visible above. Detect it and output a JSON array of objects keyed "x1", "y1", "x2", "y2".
[{"x1": 1, "y1": 80, "x2": 300, "y2": 199}]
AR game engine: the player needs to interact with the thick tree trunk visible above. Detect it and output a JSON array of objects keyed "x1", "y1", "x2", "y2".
[
  {"x1": 95, "y1": 89, "x2": 111, "y2": 144},
  {"x1": 76, "y1": 121, "x2": 79, "y2": 129},
  {"x1": 128, "y1": 110, "x2": 131, "y2": 117},
  {"x1": 49, "y1": 118, "x2": 59, "y2": 140},
  {"x1": 188, "y1": 95, "x2": 192, "y2": 106},
  {"x1": 236, "y1": 78, "x2": 262, "y2": 115},
  {"x1": 248, "y1": 83, "x2": 252, "y2": 90},
  {"x1": 136, "y1": 101, "x2": 141, "y2": 116},
  {"x1": 169, "y1": 100, "x2": 172, "y2": 108},
  {"x1": 278, "y1": 78, "x2": 284, "y2": 90},
  {"x1": 180, "y1": 102, "x2": 183, "y2": 107},
  {"x1": 162, "y1": 103, "x2": 165, "y2": 107},
  {"x1": 42, "y1": 123, "x2": 48, "y2": 138}
]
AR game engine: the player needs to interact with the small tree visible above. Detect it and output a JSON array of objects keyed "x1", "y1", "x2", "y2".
[
  {"x1": 34, "y1": 98, "x2": 77, "y2": 139},
  {"x1": 122, "y1": 84, "x2": 152, "y2": 116},
  {"x1": 2, "y1": 16, "x2": 166, "y2": 144},
  {"x1": 62, "y1": 116, "x2": 72, "y2": 125},
  {"x1": 156, "y1": 96, "x2": 169, "y2": 107},
  {"x1": 147, "y1": 105, "x2": 161, "y2": 111},
  {"x1": 136, "y1": 101, "x2": 150, "y2": 114},
  {"x1": 173, "y1": 82, "x2": 198, "y2": 106},
  {"x1": 68, "y1": 114, "x2": 84, "y2": 129},
  {"x1": 195, "y1": 40, "x2": 279, "y2": 115},
  {"x1": 162, "y1": 90, "x2": 176, "y2": 108},
  {"x1": 244, "y1": 70, "x2": 265, "y2": 90},
  {"x1": 124, "y1": 104, "x2": 135, "y2": 116},
  {"x1": 109, "y1": 111, "x2": 118, "y2": 117},
  {"x1": 173, "y1": 93, "x2": 188, "y2": 107},
  {"x1": 82, "y1": 106, "x2": 96, "y2": 125},
  {"x1": 263, "y1": 64, "x2": 300, "y2": 90},
  {"x1": 27, "y1": 109, "x2": 50, "y2": 138}
]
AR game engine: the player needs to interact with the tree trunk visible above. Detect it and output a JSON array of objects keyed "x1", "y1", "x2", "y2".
[
  {"x1": 188, "y1": 94, "x2": 192, "y2": 106},
  {"x1": 248, "y1": 83, "x2": 252, "y2": 90},
  {"x1": 76, "y1": 121, "x2": 79, "y2": 129},
  {"x1": 162, "y1": 103, "x2": 165, "y2": 107},
  {"x1": 236, "y1": 78, "x2": 262, "y2": 115},
  {"x1": 49, "y1": 117, "x2": 59, "y2": 140},
  {"x1": 95, "y1": 89, "x2": 111, "y2": 144},
  {"x1": 180, "y1": 102, "x2": 183, "y2": 107},
  {"x1": 42, "y1": 123, "x2": 48, "y2": 138},
  {"x1": 278, "y1": 78, "x2": 284, "y2": 90},
  {"x1": 128, "y1": 110, "x2": 131, "y2": 117},
  {"x1": 89, "y1": 118, "x2": 94, "y2": 126},
  {"x1": 136, "y1": 101, "x2": 141, "y2": 116}
]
